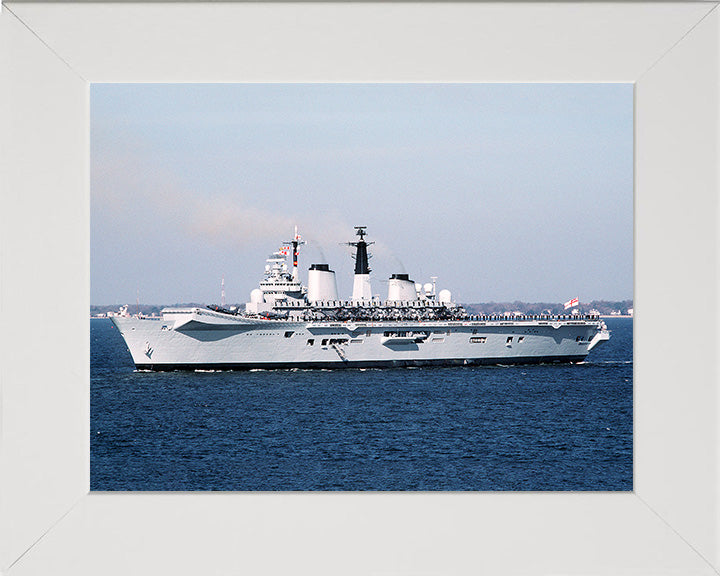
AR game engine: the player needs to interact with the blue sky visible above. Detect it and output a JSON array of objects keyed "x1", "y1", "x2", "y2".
[{"x1": 91, "y1": 83, "x2": 632, "y2": 306}]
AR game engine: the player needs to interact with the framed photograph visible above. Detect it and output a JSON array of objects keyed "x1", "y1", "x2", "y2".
[
  {"x1": 89, "y1": 81, "x2": 632, "y2": 493},
  {"x1": 1, "y1": 2, "x2": 718, "y2": 574}
]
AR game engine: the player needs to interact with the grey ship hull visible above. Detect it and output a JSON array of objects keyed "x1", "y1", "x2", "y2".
[{"x1": 112, "y1": 308, "x2": 609, "y2": 371}]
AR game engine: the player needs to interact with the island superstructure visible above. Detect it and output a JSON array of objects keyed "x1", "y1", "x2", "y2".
[{"x1": 111, "y1": 227, "x2": 610, "y2": 370}]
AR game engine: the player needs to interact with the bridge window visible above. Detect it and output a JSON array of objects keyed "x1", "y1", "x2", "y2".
[{"x1": 284, "y1": 331, "x2": 294, "y2": 338}]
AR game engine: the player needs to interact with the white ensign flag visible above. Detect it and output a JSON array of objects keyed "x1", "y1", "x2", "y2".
[{"x1": 564, "y1": 297, "x2": 579, "y2": 310}]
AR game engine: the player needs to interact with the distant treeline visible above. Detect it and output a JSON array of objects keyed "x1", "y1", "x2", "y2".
[{"x1": 92, "y1": 299, "x2": 633, "y2": 317}]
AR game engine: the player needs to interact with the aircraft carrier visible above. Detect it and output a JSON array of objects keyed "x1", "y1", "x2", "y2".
[{"x1": 111, "y1": 227, "x2": 610, "y2": 370}]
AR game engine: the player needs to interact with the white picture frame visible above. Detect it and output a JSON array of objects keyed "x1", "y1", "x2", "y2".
[{"x1": 1, "y1": 2, "x2": 718, "y2": 574}]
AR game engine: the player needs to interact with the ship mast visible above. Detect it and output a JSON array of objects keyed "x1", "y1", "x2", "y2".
[
  {"x1": 347, "y1": 226, "x2": 374, "y2": 302},
  {"x1": 283, "y1": 226, "x2": 306, "y2": 281}
]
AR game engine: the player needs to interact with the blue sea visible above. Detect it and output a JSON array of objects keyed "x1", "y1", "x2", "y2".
[{"x1": 91, "y1": 317, "x2": 632, "y2": 491}]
